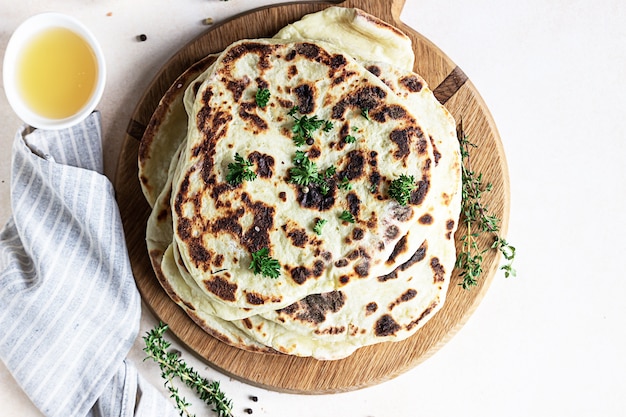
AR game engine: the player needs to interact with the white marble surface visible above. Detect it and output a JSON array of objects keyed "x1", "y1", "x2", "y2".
[{"x1": 1, "y1": 0, "x2": 625, "y2": 416}]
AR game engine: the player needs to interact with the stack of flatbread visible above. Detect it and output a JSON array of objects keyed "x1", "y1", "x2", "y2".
[{"x1": 138, "y1": 7, "x2": 461, "y2": 360}]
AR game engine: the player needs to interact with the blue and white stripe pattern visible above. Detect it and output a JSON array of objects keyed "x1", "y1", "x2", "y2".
[{"x1": 0, "y1": 113, "x2": 178, "y2": 417}]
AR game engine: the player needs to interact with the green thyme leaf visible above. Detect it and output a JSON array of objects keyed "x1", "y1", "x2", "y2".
[
  {"x1": 249, "y1": 248, "x2": 281, "y2": 278},
  {"x1": 339, "y1": 210, "x2": 355, "y2": 223},
  {"x1": 226, "y1": 153, "x2": 257, "y2": 185},
  {"x1": 388, "y1": 174, "x2": 416, "y2": 205},
  {"x1": 313, "y1": 219, "x2": 327, "y2": 235},
  {"x1": 255, "y1": 87, "x2": 270, "y2": 107}
]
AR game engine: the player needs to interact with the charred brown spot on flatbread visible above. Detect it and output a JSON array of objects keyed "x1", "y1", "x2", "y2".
[
  {"x1": 296, "y1": 181, "x2": 336, "y2": 211},
  {"x1": 285, "y1": 226, "x2": 309, "y2": 248},
  {"x1": 288, "y1": 261, "x2": 325, "y2": 285},
  {"x1": 366, "y1": 64, "x2": 382, "y2": 76},
  {"x1": 419, "y1": 214, "x2": 433, "y2": 225},
  {"x1": 410, "y1": 177, "x2": 430, "y2": 206},
  {"x1": 335, "y1": 259, "x2": 348, "y2": 268},
  {"x1": 314, "y1": 326, "x2": 346, "y2": 335},
  {"x1": 352, "y1": 227, "x2": 364, "y2": 241},
  {"x1": 248, "y1": 151, "x2": 275, "y2": 178},
  {"x1": 430, "y1": 257, "x2": 446, "y2": 283},
  {"x1": 278, "y1": 291, "x2": 345, "y2": 324},
  {"x1": 406, "y1": 300, "x2": 438, "y2": 331},
  {"x1": 388, "y1": 288, "x2": 417, "y2": 310},
  {"x1": 429, "y1": 135, "x2": 442, "y2": 165},
  {"x1": 346, "y1": 192, "x2": 361, "y2": 218},
  {"x1": 294, "y1": 83, "x2": 316, "y2": 113},
  {"x1": 445, "y1": 219, "x2": 456, "y2": 239},
  {"x1": 226, "y1": 77, "x2": 250, "y2": 102},
  {"x1": 399, "y1": 74, "x2": 423, "y2": 92},
  {"x1": 203, "y1": 275, "x2": 237, "y2": 302},
  {"x1": 371, "y1": 104, "x2": 408, "y2": 123},
  {"x1": 340, "y1": 150, "x2": 366, "y2": 181},
  {"x1": 384, "y1": 225, "x2": 400, "y2": 240},
  {"x1": 379, "y1": 240, "x2": 427, "y2": 282},
  {"x1": 366, "y1": 302, "x2": 378, "y2": 315},
  {"x1": 385, "y1": 234, "x2": 408, "y2": 266},
  {"x1": 239, "y1": 102, "x2": 268, "y2": 133},
  {"x1": 374, "y1": 314, "x2": 401, "y2": 337},
  {"x1": 221, "y1": 41, "x2": 277, "y2": 70},
  {"x1": 331, "y1": 85, "x2": 387, "y2": 120},
  {"x1": 240, "y1": 193, "x2": 275, "y2": 253}
]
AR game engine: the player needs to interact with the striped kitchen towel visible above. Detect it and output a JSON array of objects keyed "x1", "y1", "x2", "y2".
[{"x1": 0, "y1": 112, "x2": 178, "y2": 417}]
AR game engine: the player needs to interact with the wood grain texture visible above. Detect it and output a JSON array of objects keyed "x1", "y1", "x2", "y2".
[{"x1": 114, "y1": 0, "x2": 510, "y2": 393}]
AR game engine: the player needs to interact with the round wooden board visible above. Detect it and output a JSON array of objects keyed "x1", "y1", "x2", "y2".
[{"x1": 115, "y1": 0, "x2": 510, "y2": 394}]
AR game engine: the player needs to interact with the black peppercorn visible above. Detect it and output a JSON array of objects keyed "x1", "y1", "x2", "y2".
[
  {"x1": 244, "y1": 408, "x2": 253, "y2": 414},
  {"x1": 137, "y1": 34, "x2": 147, "y2": 42}
]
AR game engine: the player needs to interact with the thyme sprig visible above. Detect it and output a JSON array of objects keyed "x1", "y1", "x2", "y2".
[
  {"x1": 456, "y1": 122, "x2": 516, "y2": 289},
  {"x1": 143, "y1": 323, "x2": 234, "y2": 417}
]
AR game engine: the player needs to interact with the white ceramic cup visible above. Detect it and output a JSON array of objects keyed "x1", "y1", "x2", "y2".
[{"x1": 3, "y1": 13, "x2": 106, "y2": 130}]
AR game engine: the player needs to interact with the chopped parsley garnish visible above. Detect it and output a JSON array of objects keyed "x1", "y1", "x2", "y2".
[
  {"x1": 289, "y1": 152, "x2": 332, "y2": 195},
  {"x1": 249, "y1": 248, "x2": 280, "y2": 278},
  {"x1": 288, "y1": 106, "x2": 331, "y2": 147},
  {"x1": 344, "y1": 135, "x2": 357, "y2": 144},
  {"x1": 338, "y1": 177, "x2": 352, "y2": 191},
  {"x1": 226, "y1": 153, "x2": 257, "y2": 185},
  {"x1": 313, "y1": 219, "x2": 327, "y2": 235},
  {"x1": 324, "y1": 165, "x2": 337, "y2": 177},
  {"x1": 289, "y1": 152, "x2": 319, "y2": 186},
  {"x1": 255, "y1": 88, "x2": 270, "y2": 107},
  {"x1": 323, "y1": 120, "x2": 333, "y2": 132},
  {"x1": 339, "y1": 210, "x2": 355, "y2": 223},
  {"x1": 360, "y1": 107, "x2": 370, "y2": 120},
  {"x1": 388, "y1": 174, "x2": 416, "y2": 206}
]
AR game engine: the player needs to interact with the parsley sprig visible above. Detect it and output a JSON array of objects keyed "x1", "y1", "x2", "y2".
[
  {"x1": 289, "y1": 151, "x2": 333, "y2": 195},
  {"x1": 226, "y1": 153, "x2": 256, "y2": 185},
  {"x1": 249, "y1": 248, "x2": 281, "y2": 278},
  {"x1": 456, "y1": 123, "x2": 516, "y2": 289},
  {"x1": 288, "y1": 106, "x2": 332, "y2": 146},
  {"x1": 339, "y1": 210, "x2": 355, "y2": 223},
  {"x1": 388, "y1": 174, "x2": 416, "y2": 206},
  {"x1": 143, "y1": 323, "x2": 233, "y2": 417},
  {"x1": 255, "y1": 88, "x2": 270, "y2": 108},
  {"x1": 313, "y1": 218, "x2": 327, "y2": 235}
]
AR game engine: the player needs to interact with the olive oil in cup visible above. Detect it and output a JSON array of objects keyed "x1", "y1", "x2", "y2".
[{"x1": 3, "y1": 13, "x2": 106, "y2": 130}]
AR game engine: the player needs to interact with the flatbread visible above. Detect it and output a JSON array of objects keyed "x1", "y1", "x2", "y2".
[
  {"x1": 274, "y1": 6, "x2": 415, "y2": 71},
  {"x1": 139, "y1": 54, "x2": 218, "y2": 207},
  {"x1": 141, "y1": 7, "x2": 462, "y2": 360},
  {"x1": 169, "y1": 38, "x2": 439, "y2": 316}
]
